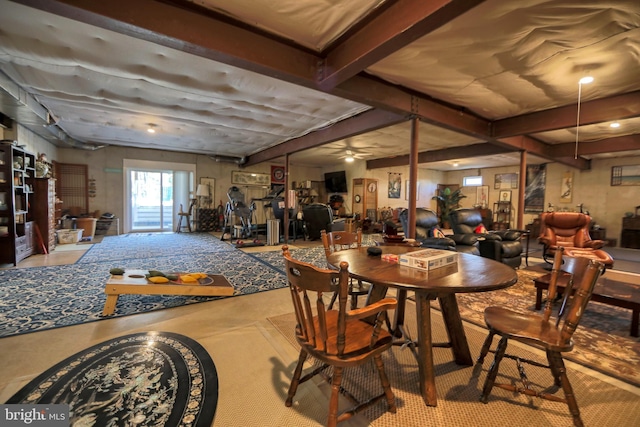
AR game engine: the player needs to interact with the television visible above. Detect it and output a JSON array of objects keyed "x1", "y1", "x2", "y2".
[{"x1": 324, "y1": 170, "x2": 348, "y2": 193}]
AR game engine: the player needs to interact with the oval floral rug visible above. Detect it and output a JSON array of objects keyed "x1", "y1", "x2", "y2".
[{"x1": 6, "y1": 332, "x2": 218, "y2": 427}]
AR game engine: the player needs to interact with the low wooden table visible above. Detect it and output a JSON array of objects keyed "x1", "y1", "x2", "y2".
[
  {"x1": 103, "y1": 269, "x2": 234, "y2": 316},
  {"x1": 533, "y1": 273, "x2": 640, "y2": 337}
]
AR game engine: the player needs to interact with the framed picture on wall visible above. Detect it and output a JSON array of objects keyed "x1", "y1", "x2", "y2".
[
  {"x1": 499, "y1": 190, "x2": 511, "y2": 203},
  {"x1": 231, "y1": 170, "x2": 270, "y2": 186},
  {"x1": 405, "y1": 181, "x2": 420, "y2": 201},
  {"x1": 494, "y1": 173, "x2": 518, "y2": 189},
  {"x1": 476, "y1": 185, "x2": 489, "y2": 208}
]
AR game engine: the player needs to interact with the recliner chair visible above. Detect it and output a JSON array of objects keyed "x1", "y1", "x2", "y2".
[
  {"x1": 302, "y1": 203, "x2": 345, "y2": 240},
  {"x1": 449, "y1": 208, "x2": 523, "y2": 267},
  {"x1": 538, "y1": 212, "x2": 613, "y2": 269},
  {"x1": 398, "y1": 208, "x2": 456, "y2": 251}
]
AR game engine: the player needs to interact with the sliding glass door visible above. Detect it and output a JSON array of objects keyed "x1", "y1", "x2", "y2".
[
  {"x1": 123, "y1": 159, "x2": 195, "y2": 233},
  {"x1": 129, "y1": 170, "x2": 173, "y2": 231}
]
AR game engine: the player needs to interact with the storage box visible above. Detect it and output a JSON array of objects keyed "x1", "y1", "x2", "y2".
[
  {"x1": 57, "y1": 229, "x2": 83, "y2": 244},
  {"x1": 399, "y1": 249, "x2": 458, "y2": 271}
]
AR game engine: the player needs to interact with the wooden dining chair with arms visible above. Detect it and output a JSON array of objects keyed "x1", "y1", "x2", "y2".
[
  {"x1": 321, "y1": 228, "x2": 370, "y2": 310},
  {"x1": 281, "y1": 245, "x2": 398, "y2": 427},
  {"x1": 476, "y1": 247, "x2": 605, "y2": 427}
]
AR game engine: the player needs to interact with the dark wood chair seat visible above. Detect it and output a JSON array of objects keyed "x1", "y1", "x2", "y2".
[
  {"x1": 282, "y1": 245, "x2": 397, "y2": 427},
  {"x1": 477, "y1": 247, "x2": 605, "y2": 427}
]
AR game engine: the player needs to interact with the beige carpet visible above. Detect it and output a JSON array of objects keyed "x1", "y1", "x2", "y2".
[{"x1": 268, "y1": 303, "x2": 640, "y2": 426}]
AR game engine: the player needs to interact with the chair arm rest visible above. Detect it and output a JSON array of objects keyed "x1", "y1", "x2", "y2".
[
  {"x1": 491, "y1": 230, "x2": 521, "y2": 241},
  {"x1": 347, "y1": 298, "x2": 397, "y2": 321},
  {"x1": 584, "y1": 239, "x2": 605, "y2": 249},
  {"x1": 538, "y1": 236, "x2": 552, "y2": 246},
  {"x1": 419, "y1": 237, "x2": 456, "y2": 251},
  {"x1": 450, "y1": 234, "x2": 479, "y2": 246}
]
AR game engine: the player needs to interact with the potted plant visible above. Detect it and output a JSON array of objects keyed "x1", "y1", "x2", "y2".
[{"x1": 432, "y1": 187, "x2": 466, "y2": 227}]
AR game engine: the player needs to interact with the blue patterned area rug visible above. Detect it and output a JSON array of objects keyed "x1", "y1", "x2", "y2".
[
  {"x1": 0, "y1": 234, "x2": 291, "y2": 338},
  {"x1": 77, "y1": 232, "x2": 235, "y2": 263},
  {"x1": 5, "y1": 331, "x2": 218, "y2": 427}
]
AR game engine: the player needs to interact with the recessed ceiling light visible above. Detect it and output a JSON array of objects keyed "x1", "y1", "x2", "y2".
[{"x1": 610, "y1": 122, "x2": 621, "y2": 128}]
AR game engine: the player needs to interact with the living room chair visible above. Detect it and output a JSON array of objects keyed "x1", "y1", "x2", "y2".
[
  {"x1": 476, "y1": 247, "x2": 605, "y2": 427},
  {"x1": 538, "y1": 212, "x2": 613, "y2": 269},
  {"x1": 321, "y1": 228, "x2": 369, "y2": 310},
  {"x1": 398, "y1": 208, "x2": 456, "y2": 251},
  {"x1": 449, "y1": 208, "x2": 523, "y2": 266},
  {"x1": 302, "y1": 203, "x2": 345, "y2": 240},
  {"x1": 281, "y1": 246, "x2": 397, "y2": 427}
]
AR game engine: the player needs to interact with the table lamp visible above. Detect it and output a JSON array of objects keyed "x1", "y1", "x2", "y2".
[{"x1": 196, "y1": 184, "x2": 210, "y2": 208}]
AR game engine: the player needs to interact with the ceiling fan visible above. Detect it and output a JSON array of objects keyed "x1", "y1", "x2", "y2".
[{"x1": 337, "y1": 149, "x2": 372, "y2": 162}]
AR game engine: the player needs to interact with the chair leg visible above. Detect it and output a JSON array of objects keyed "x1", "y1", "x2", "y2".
[
  {"x1": 480, "y1": 335, "x2": 508, "y2": 403},
  {"x1": 328, "y1": 367, "x2": 344, "y2": 427},
  {"x1": 373, "y1": 354, "x2": 397, "y2": 413},
  {"x1": 548, "y1": 351, "x2": 584, "y2": 427},
  {"x1": 546, "y1": 349, "x2": 562, "y2": 386},
  {"x1": 350, "y1": 281, "x2": 359, "y2": 310},
  {"x1": 285, "y1": 349, "x2": 308, "y2": 407},
  {"x1": 477, "y1": 330, "x2": 495, "y2": 363}
]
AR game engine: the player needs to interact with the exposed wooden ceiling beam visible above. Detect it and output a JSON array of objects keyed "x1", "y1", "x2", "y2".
[
  {"x1": 320, "y1": 0, "x2": 485, "y2": 88},
  {"x1": 244, "y1": 109, "x2": 407, "y2": 166},
  {"x1": 366, "y1": 142, "x2": 510, "y2": 169},
  {"x1": 493, "y1": 91, "x2": 640, "y2": 137},
  {"x1": 333, "y1": 75, "x2": 491, "y2": 138},
  {"x1": 492, "y1": 135, "x2": 589, "y2": 169},
  {"x1": 14, "y1": 0, "x2": 321, "y2": 88},
  {"x1": 549, "y1": 134, "x2": 640, "y2": 157}
]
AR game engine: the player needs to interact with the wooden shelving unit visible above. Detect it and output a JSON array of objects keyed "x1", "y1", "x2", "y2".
[
  {"x1": 0, "y1": 143, "x2": 36, "y2": 265},
  {"x1": 32, "y1": 178, "x2": 57, "y2": 253},
  {"x1": 492, "y1": 201, "x2": 511, "y2": 230}
]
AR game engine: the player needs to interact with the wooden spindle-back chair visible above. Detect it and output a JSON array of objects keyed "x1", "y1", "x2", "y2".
[
  {"x1": 282, "y1": 245, "x2": 397, "y2": 427},
  {"x1": 320, "y1": 228, "x2": 370, "y2": 309},
  {"x1": 476, "y1": 247, "x2": 605, "y2": 426}
]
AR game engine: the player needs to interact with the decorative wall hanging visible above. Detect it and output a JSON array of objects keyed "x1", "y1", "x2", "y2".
[
  {"x1": 271, "y1": 165, "x2": 285, "y2": 184},
  {"x1": 494, "y1": 173, "x2": 518, "y2": 189},
  {"x1": 405, "y1": 181, "x2": 420, "y2": 201},
  {"x1": 476, "y1": 185, "x2": 489, "y2": 208},
  {"x1": 524, "y1": 164, "x2": 546, "y2": 213},
  {"x1": 499, "y1": 190, "x2": 511, "y2": 203},
  {"x1": 611, "y1": 165, "x2": 640, "y2": 186},
  {"x1": 231, "y1": 170, "x2": 270, "y2": 186},
  {"x1": 560, "y1": 171, "x2": 573, "y2": 202},
  {"x1": 388, "y1": 172, "x2": 401, "y2": 199}
]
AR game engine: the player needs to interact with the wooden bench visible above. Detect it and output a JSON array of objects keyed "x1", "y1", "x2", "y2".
[{"x1": 533, "y1": 273, "x2": 640, "y2": 337}]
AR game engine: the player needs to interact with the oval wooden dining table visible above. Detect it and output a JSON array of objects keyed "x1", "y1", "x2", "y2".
[{"x1": 326, "y1": 246, "x2": 518, "y2": 407}]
